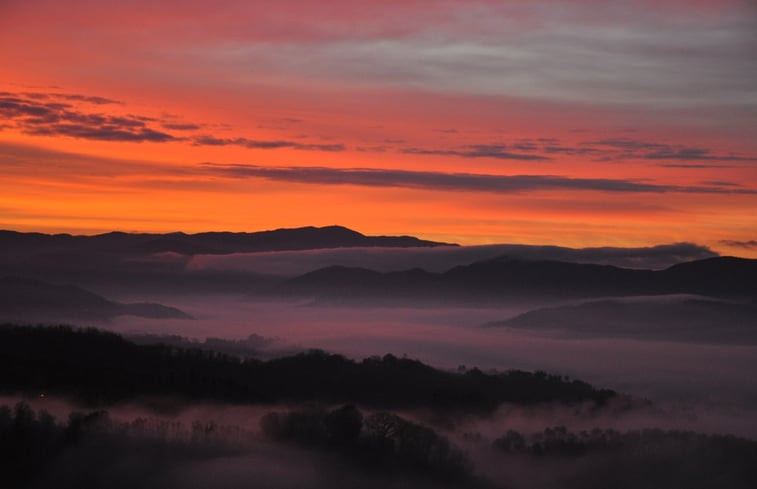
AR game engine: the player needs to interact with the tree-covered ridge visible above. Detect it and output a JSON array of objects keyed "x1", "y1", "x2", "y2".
[{"x1": 0, "y1": 324, "x2": 615, "y2": 409}]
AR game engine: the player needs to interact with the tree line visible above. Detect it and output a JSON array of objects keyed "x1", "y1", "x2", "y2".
[{"x1": 0, "y1": 324, "x2": 615, "y2": 410}]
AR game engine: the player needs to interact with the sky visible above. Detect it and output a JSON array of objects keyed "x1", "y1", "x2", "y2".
[{"x1": 1, "y1": 0, "x2": 756, "y2": 255}]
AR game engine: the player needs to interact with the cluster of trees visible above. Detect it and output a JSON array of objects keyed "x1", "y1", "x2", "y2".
[
  {"x1": 2, "y1": 400, "x2": 756, "y2": 489},
  {"x1": 128, "y1": 332, "x2": 291, "y2": 360},
  {"x1": 260, "y1": 405, "x2": 473, "y2": 482},
  {"x1": 0, "y1": 324, "x2": 615, "y2": 409},
  {"x1": 0, "y1": 401, "x2": 479, "y2": 488},
  {"x1": 493, "y1": 425, "x2": 757, "y2": 458},
  {"x1": 0, "y1": 402, "x2": 128, "y2": 487},
  {"x1": 0, "y1": 401, "x2": 263, "y2": 488},
  {"x1": 0, "y1": 402, "x2": 62, "y2": 487},
  {"x1": 491, "y1": 426, "x2": 757, "y2": 488}
]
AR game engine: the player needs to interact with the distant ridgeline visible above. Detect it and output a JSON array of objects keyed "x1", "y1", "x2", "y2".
[
  {"x1": 2, "y1": 225, "x2": 756, "y2": 302},
  {"x1": 0, "y1": 226, "x2": 455, "y2": 295},
  {"x1": 0, "y1": 324, "x2": 614, "y2": 410},
  {"x1": 273, "y1": 256, "x2": 757, "y2": 302},
  {"x1": 0, "y1": 225, "x2": 454, "y2": 255}
]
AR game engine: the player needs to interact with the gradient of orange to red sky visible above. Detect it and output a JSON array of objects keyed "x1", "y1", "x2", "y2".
[{"x1": 1, "y1": 0, "x2": 756, "y2": 255}]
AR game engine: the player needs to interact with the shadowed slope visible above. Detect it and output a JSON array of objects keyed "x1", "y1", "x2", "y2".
[
  {"x1": 493, "y1": 296, "x2": 757, "y2": 344},
  {"x1": 0, "y1": 276, "x2": 191, "y2": 321}
]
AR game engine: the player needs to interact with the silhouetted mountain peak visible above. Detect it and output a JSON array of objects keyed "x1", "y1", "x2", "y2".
[{"x1": 303, "y1": 224, "x2": 365, "y2": 237}]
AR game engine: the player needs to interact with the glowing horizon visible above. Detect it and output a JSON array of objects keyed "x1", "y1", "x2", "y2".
[{"x1": 1, "y1": 0, "x2": 756, "y2": 256}]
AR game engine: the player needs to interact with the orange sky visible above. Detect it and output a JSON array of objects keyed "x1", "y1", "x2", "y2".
[{"x1": 1, "y1": 0, "x2": 756, "y2": 256}]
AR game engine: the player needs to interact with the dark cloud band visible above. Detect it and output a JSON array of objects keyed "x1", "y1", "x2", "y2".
[
  {"x1": 719, "y1": 240, "x2": 757, "y2": 249},
  {"x1": 193, "y1": 136, "x2": 344, "y2": 152},
  {"x1": 203, "y1": 163, "x2": 757, "y2": 195}
]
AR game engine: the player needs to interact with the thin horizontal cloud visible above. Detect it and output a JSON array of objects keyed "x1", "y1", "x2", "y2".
[
  {"x1": 27, "y1": 124, "x2": 175, "y2": 142},
  {"x1": 20, "y1": 91, "x2": 122, "y2": 105},
  {"x1": 355, "y1": 146, "x2": 389, "y2": 153},
  {"x1": 401, "y1": 145, "x2": 550, "y2": 161},
  {"x1": 643, "y1": 148, "x2": 754, "y2": 162},
  {"x1": 193, "y1": 135, "x2": 345, "y2": 152},
  {"x1": 719, "y1": 240, "x2": 757, "y2": 249},
  {"x1": 700, "y1": 180, "x2": 740, "y2": 187},
  {"x1": 586, "y1": 138, "x2": 756, "y2": 162},
  {"x1": 541, "y1": 144, "x2": 600, "y2": 156},
  {"x1": 162, "y1": 122, "x2": 202, "y2": 131},
  {"x1": 658, "y1": 164, "x2": 739, "y2": 169},
  {"x1": 202, "y1": 163, "x2": 757, "y2": 195},
  {"x1": 397, "y1": 137, "x2": 754, "y2": 163}
]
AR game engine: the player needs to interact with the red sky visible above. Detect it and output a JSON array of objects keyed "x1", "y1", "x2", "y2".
[{"x1": 1, "y1": 0, "x2": 756, "y2": 255}]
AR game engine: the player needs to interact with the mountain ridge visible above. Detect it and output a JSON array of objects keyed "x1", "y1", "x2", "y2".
[
  {"x1": 271, "y1": 255, "x2": 757, "y2": 303},
  {"x1": 0, "y1": 225, "x2": 455, "y2": 255}
]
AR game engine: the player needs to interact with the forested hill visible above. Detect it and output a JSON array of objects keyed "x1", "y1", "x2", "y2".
[{"x1": 0, "y1": 324, "x2": 614, "y2": 410}]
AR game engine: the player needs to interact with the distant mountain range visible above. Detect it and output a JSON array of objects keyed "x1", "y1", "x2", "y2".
[
  {"x1": 0, "y1": 276, "x2": 191, "y2": 321},
  {"x1": 490, "y1": 296, "x2": 757, "y2": 344},
  {"x1": 1, "y1": 226, "x2": 754, "y2": 303},
  {"x1": 0, "y1": 225, "x2": 453, "y2": 256},
  {"x1": 0, "y1": 226, "x2": 455, "y2": 295},
  {"x1": 271, "y1": 256, "x2": 757, "y2": 303}
]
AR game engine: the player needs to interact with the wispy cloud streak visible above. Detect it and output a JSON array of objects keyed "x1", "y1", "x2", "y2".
[
  {"x1": 193, "y1": 136, "x2": 344, "y2": 152},
  {"x1": 203, "y1": 163, "x2": 757, "y2": 195},
  {"x1": 719, "y1": 240, "x2": 757, "y2": 249}
]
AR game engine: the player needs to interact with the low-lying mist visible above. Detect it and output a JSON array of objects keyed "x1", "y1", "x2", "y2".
[
  {"x1": 186, "y1": 242, "x2": 717, "y2": 276},
  {"x1": 83, "y1": 294, "x2": 757, "y2": 439},
  {"x1": 2, "y1": 395, "x2": 755, "y2": 489}
]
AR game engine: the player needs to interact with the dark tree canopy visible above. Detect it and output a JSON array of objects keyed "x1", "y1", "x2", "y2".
[{"x1": 0, "y1": 324, "x2": 615, "y2": 410}]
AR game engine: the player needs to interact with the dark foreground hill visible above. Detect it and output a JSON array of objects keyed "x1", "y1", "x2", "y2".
[
  {"x1": 0, "y1": 276, "x2": 191, "y2": 321},
  {"x1": 0, "y1": 324, "x2": 615, "y2": 410}
]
